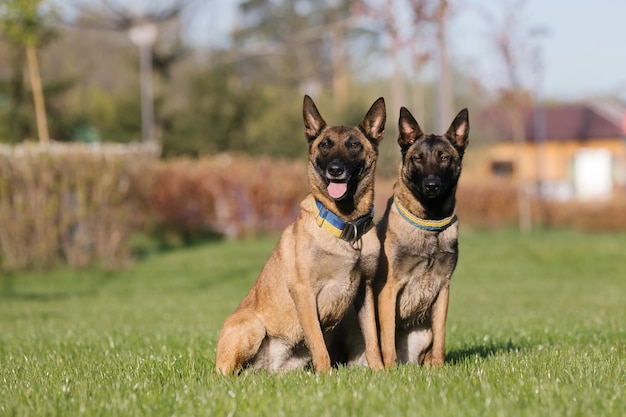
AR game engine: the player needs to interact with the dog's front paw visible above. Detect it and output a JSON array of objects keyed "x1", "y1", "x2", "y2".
[
  {"x1": 369, "y1": 359, "x2": 384, "y2": 371},
  {"x1": 382, "y1": 351, "x2": 397, "y2": 368},
  {"x1": 313, "y1": 354, "x2": 332, "y2": 373},
  {"x1": 423, "y1": 352, "x2": 445, "y2": 366}
]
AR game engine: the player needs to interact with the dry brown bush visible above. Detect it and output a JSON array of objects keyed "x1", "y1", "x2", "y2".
[
  {"x1": 0, "y1": 142, "x2": 158, "y2": 270},
  {"x1": 138, "y1": 155, "x2": 308, "y2": 240},
  {"x1": 3, "y1": 147, "x2": 623, "y2": 271},
  {"x1": 456, "y1": 179, "x2": 626, "y2": 231}
]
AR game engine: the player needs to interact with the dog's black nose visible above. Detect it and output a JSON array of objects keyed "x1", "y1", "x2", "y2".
[
  {"x1": 423, "y1": 177, "x2": 441, "y2": 194},
  {"x1": 327, "y1": 161, "x2": 345, "y2": 178}
]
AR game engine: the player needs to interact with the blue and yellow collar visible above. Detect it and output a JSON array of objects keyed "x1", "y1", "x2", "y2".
[
  {"x1": 312, "y1": 197, "x2": 374, "y2": 243},
  {"x1": 393, "y1": 194, "x2": 457, "y2": 232}
]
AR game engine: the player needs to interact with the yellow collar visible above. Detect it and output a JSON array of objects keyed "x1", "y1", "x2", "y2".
[{"x1": 393, "y1": 195, "x2": 457, "y2": 231}]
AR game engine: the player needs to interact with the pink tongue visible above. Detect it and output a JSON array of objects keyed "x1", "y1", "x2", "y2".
[{"x1": 328, "y1": 182, "x2": 347, "y2": 199}]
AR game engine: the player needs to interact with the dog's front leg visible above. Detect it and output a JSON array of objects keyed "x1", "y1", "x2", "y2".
[
  {"x1": 377, "y1": 280, "x2": 399, "y2": 367},
  {"x1": 423, "y1": 282, "x2": 450, "y2": 366},
  {"x1": 358, "y1": 279, "x2": 384, "y2": 370},
  {"x1": 288, "y1": 280, "x2": 331, "y2": 373}
]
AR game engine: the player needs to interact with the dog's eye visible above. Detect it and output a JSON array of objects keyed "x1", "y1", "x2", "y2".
[
  {"x1": 348, "y1": 140, "x2": 363, "y2": 152},
  {"x1": 411, "y1": 155, "x2": 423, "y2": 163},
  {"x1": 440, "y1": 154, "x2": 450, "y2": 162},
  {"x1": 319, "y1": 138, "x2": 333, "y2": 152}
]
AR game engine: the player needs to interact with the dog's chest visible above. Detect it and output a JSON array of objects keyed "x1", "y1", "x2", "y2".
[
  {"x1": 391, "y1": 230, "x2": 458, "y2": 326},
  {"x1": 313, "y1": 248, "x2": 362, "y2": 328}
]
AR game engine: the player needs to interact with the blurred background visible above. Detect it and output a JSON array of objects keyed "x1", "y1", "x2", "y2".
[{"x1": 1, "y1": 0, "x2": 625, "y2": 270}]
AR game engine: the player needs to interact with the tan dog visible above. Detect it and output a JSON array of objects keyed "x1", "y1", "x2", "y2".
[
  {"x1": 215, "y1": 95, "x2": 386, "y2": 375},
  {"x1": 376, "y1": 107, "x2": 469, "y2": 367}
]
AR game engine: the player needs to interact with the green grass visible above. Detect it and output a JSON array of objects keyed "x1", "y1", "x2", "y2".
[{"x1": 1, "y1": 229, "x2": 625, "y2": 416}]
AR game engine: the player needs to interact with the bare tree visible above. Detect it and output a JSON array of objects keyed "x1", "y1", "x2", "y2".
[
  {"x1": 480, "y1": 0, "x2": 534, "y2": 232},
  {"x1": 232, "y1": 0, "x2": 369, "y2": 112},
  {"x1": 381, "y1": 0, "x2": 406, "y2": 117},
  {"x1": 406, "y1": 0, "x2": 436, "y2": 123},
  {"x1": 433, "y1": 0, "x2": 453, "y2": 133},
  {"x1": 356, "y1": 0, "x2": 457, "y2": 131},
  {"x1": 355, "y1": 0, "x2": 436, "y2": 124}
]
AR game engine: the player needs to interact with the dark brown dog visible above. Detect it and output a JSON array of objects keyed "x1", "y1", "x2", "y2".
[
  {"x1": 376, "y1": 107, "x2": 469, "y2": 367},
  {"x1": 215, "y1": 95, "x2": 385, "y2": 375}
]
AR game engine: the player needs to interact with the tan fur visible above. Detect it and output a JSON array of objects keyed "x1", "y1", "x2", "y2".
[
  {"x1": 215, "y1": 96, "x2": 386, "y2": 375},
  {"x1": 376, "y1": 107, "x2": 469, "y2": 367}
]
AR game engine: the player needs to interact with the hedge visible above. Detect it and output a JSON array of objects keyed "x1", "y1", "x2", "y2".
[
  {"x1": 137, "y1": 155, "x2": 307, "y2": 240},
  {"x1": 0, "y1": 142, "x2": 158, "y2": 270},
  {"x1": 2, "y1": 144, "x2": 624, "y2": 271}
]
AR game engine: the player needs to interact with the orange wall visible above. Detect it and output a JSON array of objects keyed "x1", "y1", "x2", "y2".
[{"x1": 484, "y1": 138, "x2": 626, "y2": 182}]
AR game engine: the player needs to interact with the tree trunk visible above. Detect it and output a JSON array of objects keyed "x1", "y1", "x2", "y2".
[
  {"x1": 511, "y1": 106, "x2": 532, "y2": 232},
  {"x1": 25, "y1": 44, "x2": 49, "y2": 143},
  {"x1": 383, "y1": 0, "x2": 405, "y2": 120},
  {"x1": 330, "y1": 24, "x2": 348, "y2": 111},
  {"x1": 436, "y1": 0, "x2": 452, "y2": 133}
]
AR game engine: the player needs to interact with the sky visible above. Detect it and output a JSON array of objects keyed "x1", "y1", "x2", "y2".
[
  {"x1": 185, "y1": 0, "x2": 626, "y2": 102},
  {"x1": 448, "y1": 0, "x2": 626, "y2": 100}
]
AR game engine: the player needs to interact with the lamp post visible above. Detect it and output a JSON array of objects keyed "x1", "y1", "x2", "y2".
[
  {"x1": 129, "y1": 22, "x2": 157, "y2": 143},
  {"x1": 530, "y1": 27, "x2": 548, "y2": 200},
  {"x1": 532, "y1": 40, "x2": 545, "y2": 199}
]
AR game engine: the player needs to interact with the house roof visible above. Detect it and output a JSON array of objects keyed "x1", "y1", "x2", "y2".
[
  {"x1": 526, "y1": 102, "x2": 625, "y2": 142},
  {"x1": 480, "y1": 99, "x2": 626, "y2": 143}
]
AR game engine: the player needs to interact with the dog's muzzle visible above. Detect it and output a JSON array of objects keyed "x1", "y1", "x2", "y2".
[{"x1": 422, "y1": 176, "x2": 442, "y2": 196}]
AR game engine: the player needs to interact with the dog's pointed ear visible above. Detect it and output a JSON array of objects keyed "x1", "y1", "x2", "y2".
[
  {"x1": 303, "y1": 95, "x2": 327, "y2": 144},
  {"x1": 446, "y1": 108, "x2": 469, "y2": 152},
  {"x1": 358, "y1": 97, "x2": 386, "y2": 144},
  {"x1": 398, "y1": 107, "x2": 424, "y2": 153}
]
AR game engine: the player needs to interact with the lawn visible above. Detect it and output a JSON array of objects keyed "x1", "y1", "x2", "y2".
[{"x1": 1, "y1": 229, "x2": 624, "y2": 416}]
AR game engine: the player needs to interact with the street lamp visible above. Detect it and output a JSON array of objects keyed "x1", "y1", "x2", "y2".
[
  {"x1": 530, "y1": 27, "x2": 549, "y2": 199},
  {"x1": 129, "y1": 22, "x2": 157, "y2": 143}
]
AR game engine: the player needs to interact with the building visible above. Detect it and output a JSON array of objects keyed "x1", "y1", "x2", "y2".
[{"x1": 485, "y1": 100, "x2": 626, "y2": 200}]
